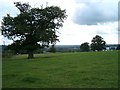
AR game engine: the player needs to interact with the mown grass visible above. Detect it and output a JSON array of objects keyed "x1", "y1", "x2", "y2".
[{"x1": 2, "y1": 51, "x2": 118, "y2": 88}]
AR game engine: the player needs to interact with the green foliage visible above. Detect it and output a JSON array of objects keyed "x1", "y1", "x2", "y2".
[
  {"x1": 80, "y1": 42, "x2": 90, "y2": 52},
  {"x1": 2, "y1": 51, "x2": 118, "y2": 88},
  {"x1": 1, "y1": 2, "x2": 67, "y2": 59},
  {"x1": 2, "y1": 50, "x2": 15, "y2": 58},
  {"x1": 90, "y1": 35, "x2": 106, "y2": 51},
  {"x1": 116, "y1": 45, "x2": 120, "y2": 50}
]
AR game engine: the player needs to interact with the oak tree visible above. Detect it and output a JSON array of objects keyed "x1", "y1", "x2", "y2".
[
  {"x1": 1, "y1": 2, "x2": 67, "y2": 59},
  {"x1": 90, "y1": 35, "x2": 106, "y2": 51}
]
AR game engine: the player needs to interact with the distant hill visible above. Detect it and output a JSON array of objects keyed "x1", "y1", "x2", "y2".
[
  {"x1": 53, "y1": 45, "x2": 80, "y2": 52},
  {"x1": 0, "y1": 44, "x2": 119, "y2": 52}
]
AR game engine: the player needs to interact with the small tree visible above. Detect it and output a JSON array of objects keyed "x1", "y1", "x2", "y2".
[
  {"x1": 90, "y1": 35, "x2": 106, "y2": 51},
  {"x1": 80, "y1": 42, "x2": 90, "y2": 52},
  {"x1": 1, "y1": 2, "x2": 67, "y2": 59},
  {"x1": 116, "y1": 44, "x2": 120, "y2": 50}
]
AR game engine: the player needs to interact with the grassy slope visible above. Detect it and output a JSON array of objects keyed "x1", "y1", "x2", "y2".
[{"x1": 2, "y1": 51, "x2": 118, "y2": 88}]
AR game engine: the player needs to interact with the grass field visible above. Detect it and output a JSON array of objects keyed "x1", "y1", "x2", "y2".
[{"x1": 2, "y1": 51, "x2": 118, "y2": 88}]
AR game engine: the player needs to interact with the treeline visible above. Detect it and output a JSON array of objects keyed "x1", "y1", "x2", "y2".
[{"x1": 2, "y1": 35, "x2": 120, "y2": 57}]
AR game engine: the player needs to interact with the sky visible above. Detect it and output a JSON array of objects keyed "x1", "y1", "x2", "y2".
[{"x1": 0, "y1": 0, "x2": 119, "y2": 45}]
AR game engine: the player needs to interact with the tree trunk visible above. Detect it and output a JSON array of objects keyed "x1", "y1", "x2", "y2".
[{"x1": 28, "y1": 51, "x2": 34, "y2": 59}]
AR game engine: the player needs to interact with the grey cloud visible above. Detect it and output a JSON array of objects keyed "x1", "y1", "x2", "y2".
[{"x1": 73, "y1": 1, "x2": 118, "y2": 25}]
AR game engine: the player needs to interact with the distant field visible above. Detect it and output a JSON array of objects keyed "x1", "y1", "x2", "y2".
[{"x1": 2, "y1": 51, "x2": 118, "y2": 88}]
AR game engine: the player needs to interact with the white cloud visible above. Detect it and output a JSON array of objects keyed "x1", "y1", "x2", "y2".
[{"x1": 57, "y1": 21, "x2": 118, "y2": 45}]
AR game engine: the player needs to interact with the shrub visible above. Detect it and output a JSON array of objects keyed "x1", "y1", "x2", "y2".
[{"x1": 2, "y1": 50, "x2": 15, "y2": 58}]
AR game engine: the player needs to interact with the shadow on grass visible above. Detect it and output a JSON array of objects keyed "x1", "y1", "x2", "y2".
[
  {"x1": 21, "y1": 77, "x2": 39, "y2": 83},
  {"x1": 2, "y1": 54, "x2": 59, "y2": 61},
  {"x1": 33, "y1": 54, "x2": 59, "y2": 60},
  {"x1": 3, "y1": 74, "x2": 18, "y2": 78}
]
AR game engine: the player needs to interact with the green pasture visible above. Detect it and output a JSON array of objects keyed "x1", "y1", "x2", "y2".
[{"x1": 2, "y1": 51, "x2": 118, "y2": 88}]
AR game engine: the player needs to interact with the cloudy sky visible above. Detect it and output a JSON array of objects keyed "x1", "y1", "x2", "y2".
[{"x1": 0, "y1": 0, "x2": 119, "y2": 45}]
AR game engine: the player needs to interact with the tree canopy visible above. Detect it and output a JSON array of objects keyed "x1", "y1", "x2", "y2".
[
  {"x1": 1, "y1": 2, "x2": 67, "y2": 59},
  {"x1": 80, "y1": 42, "x2": 90, "y2": 52},
  {"x1": 116, "y1": 44, "x2": 120, "y2": 50},
  {"x1": 90, "y1": 35, "x2": 106, "y2": 51}
]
